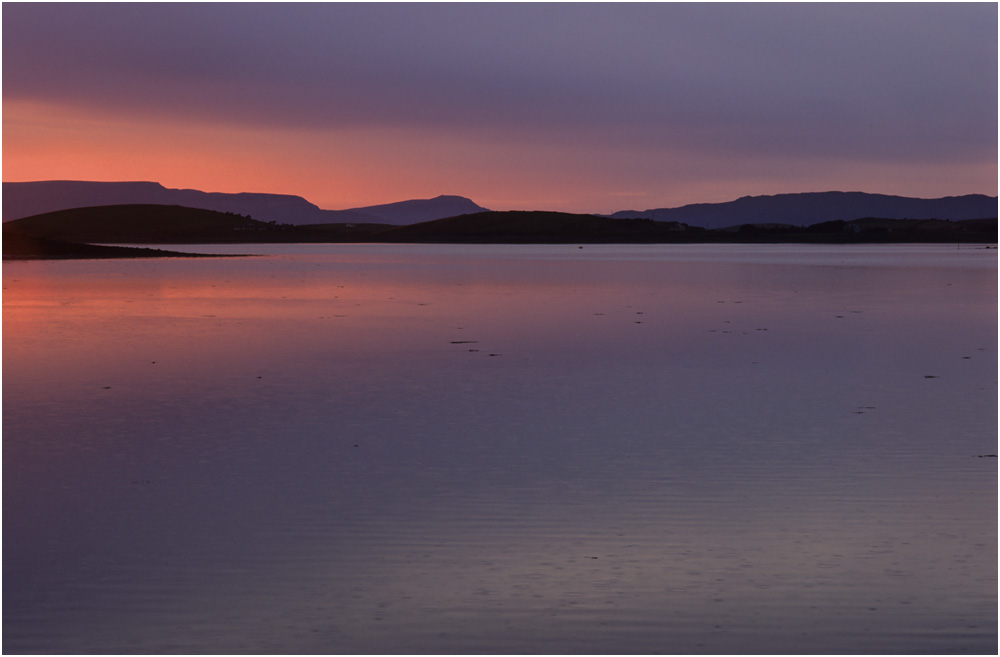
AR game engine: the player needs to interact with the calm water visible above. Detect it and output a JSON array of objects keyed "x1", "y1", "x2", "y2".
[{"x1": 3, "y1": 244, "x2": 996, "y2": 654}]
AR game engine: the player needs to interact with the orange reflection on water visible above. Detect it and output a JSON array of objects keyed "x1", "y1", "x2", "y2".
[{"x1": 3, "y1": 245, "x2": 996, "y2": 655}]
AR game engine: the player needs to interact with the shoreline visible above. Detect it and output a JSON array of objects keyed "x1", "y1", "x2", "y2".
[{"x1": 2, "y1": 233, "x2": 250, "y2": 260}]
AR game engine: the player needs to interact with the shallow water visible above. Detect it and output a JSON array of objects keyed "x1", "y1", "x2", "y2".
[{"x1": 3, "y1": 244, "x2": 996, "y2": 654}]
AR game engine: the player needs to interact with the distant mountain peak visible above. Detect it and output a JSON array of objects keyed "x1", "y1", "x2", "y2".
[{"x1": 343, "y1": 195, "x2": 489, "y2": 224}]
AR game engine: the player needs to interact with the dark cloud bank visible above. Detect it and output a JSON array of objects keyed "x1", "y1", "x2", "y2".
[{"x1": 4, "y1": 3, "x2": 996, "y2": 167}]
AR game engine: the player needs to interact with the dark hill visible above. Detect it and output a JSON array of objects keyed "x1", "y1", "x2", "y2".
[
  {"x1": 375, "y1": 211, "x2": 694, "y2": 243},
  {"x1": 376, "y1": 211, "x2": 996, "y2": 244},
  {"x1": 3, "y1": 204, "x2": 276, "y2": 243},
  {"x1": 5, "y1": 204, "x2": 994, "y2": 246},
  {"x1": 4, "y1": 204, "x2": 398, "y2": 244}
]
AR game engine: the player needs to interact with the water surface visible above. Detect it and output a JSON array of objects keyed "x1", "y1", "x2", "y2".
[{"x1": 4, "y1": 244, "x2": 996, "y2": 654}]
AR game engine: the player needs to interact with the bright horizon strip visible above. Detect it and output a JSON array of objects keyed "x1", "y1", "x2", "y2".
[{"x1": 4, "y1": 98, "x2": 995, "y2": 217}]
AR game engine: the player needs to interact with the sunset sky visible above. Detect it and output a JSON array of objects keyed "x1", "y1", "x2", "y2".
[{"x1": 3, "y1": 2, "x2": 997, "y2": 214}]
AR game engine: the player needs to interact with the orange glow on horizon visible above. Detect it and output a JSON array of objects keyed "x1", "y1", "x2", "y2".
[
  {"x1": 2, "y1": 101, "x2": 375, "y2": 207},
  {"x1": 4, "y1": 100, "x2": 996, "y2": 215}
]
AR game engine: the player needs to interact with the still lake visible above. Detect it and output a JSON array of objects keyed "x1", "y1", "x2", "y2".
[{"x1": 3, "y1": 243, "x2": 997, "y2": 654}]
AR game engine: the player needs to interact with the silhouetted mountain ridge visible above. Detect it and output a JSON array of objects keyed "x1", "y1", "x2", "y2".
[
  {"x1": 609, "y1": 191, "x2": 997, "y2": 229},
  {"x1": 1, "y1": 181, "x2": 487, "y2": 225}
]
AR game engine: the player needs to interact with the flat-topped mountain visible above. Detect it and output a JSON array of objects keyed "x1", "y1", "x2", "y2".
[
  {"x1": 347, "y1": 195, "x2": 487, "y2": 225},
  {"x1": 610, "y1": 191, "x2": 997, "y2": 229},
  {"x1": 1, "y1": 181, "x2": 487, "y2": 225}
]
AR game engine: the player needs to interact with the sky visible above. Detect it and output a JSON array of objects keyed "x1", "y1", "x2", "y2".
[{"x1": 3, "y1": 2, "x2": 997, "y2": 214}]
